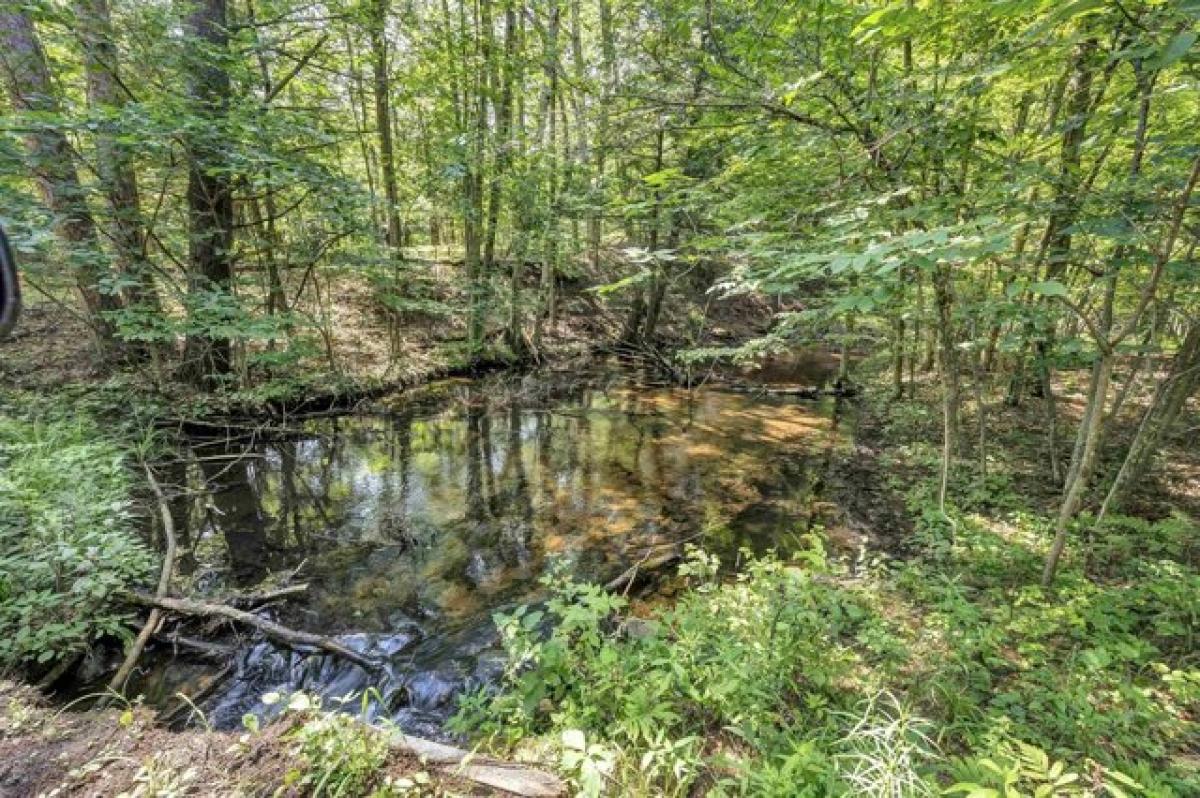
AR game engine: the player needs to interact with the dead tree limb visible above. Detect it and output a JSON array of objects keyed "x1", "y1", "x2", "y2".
[
  {"x1": 106, "y1": 464, "x2": 178, "y2": 697},
  {"x1": 605, "y1": 550, "x2": 681, "y2": 594},
  {"x1": 228, "y1": 582, "x2": 310, "y2": 609},
  {"x1": 125, "y1": 592, "x2": 380, "y2": 672}
]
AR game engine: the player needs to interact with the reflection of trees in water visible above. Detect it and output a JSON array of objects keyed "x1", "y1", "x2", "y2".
[
  {"x1": 194, "y1": 445, "x2": 271, "y2": 586},
  {"x1": 460, "y1": 392, "x2": 537, "y2": 585},
  {"x1": 162, "y1": 384, "x2": 837, "y2": 625}
]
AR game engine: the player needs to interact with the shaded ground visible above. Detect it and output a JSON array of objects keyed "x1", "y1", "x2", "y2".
[
  {"x1": 872, "y1": 362, "x2": 1200, "y2": 526},
  {"x1": 0, "y1": 257, "x2": 774, "y2": 406},
  {"x1": 0, "y1": 680, "x2": 494, "y2": 797}
]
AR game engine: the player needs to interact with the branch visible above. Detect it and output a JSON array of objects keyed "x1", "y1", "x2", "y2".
[
  {"x1": 106, "y1": 464, "x2": 178, "y2": 697},
  {"x1": 125, "y1": 592, "x2": 380, "y2": 672},
  {"x1": 1111, "y1": 152, "x2": 1200, "y2": 347},
  {"x1": 263, "y1": 34, "x2": 330, "y2": 105}
]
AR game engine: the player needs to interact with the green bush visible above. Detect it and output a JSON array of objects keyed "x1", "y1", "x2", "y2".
[
  {"x1": 0, "y1": 412, "x2": 154, "y2": 669},
  {"x1": 453, "y1": 509, "x2": 1200, "y2": 796},
  {"x1": 452, "y1": 543, "x2": 895, "y2": 795},
  {"x1": 270, "y1": 692, "x2": 395, "y2": 797}
]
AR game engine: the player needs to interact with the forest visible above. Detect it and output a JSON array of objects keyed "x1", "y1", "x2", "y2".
[{"x1": 0, "y1": 0, "x2": 1198, "y2": 795}]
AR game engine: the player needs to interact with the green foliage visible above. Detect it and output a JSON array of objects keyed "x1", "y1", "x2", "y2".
[
  {"x1": 454, "y1": 543, "x2": 895, "y2": 795},
  {"x1": 454, "y1": 494, "x2": 1199, "y2": 795},
  {"x1": 271, "y1": 691, "x2": 396, "y2": 798},
  {"x1": 0, "y1": 410, "x2": 154, "y2": 669},
  {"x1": 945, "y1": 740, "x2": 1144, "y2": 798}
]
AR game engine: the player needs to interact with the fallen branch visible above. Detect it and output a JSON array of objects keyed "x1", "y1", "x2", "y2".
[
  {"x1": 389, "y1": 732, "x2": 564, "y2": 797},
  {"x1": 228, "y1": 582, "x2": 310, "y2": 609},
  {"x1": 125, "y1": 593, "x2": 380, "y2": 672},
  {"x1": 717, "y1": 381, "x2": 859, "y2": 399},
  {"x1": 153, "y1": 633, "x2": 235, "y2": 660},
  {"x1": 605, "y1": 550, "x2": 681, "y2": 594},
  {"x1": 106, "y1": 464, "x2": 178, "y2": 697}
]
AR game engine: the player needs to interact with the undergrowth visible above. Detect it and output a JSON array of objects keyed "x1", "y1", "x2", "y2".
[
  {"x1": 0, "y1": 404, "x2": 155, "y2": 671},
  {"x1": 451, "y1": 453, "x2": 1200, "y2": 795}
]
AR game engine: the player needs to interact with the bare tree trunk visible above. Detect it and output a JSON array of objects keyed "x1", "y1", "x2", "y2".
[
  {"x1": 533, "y1": 0, "x2": 561, "y2": 351},
  {"x1": 1100, "y1": 321, "x2": 1200, "y2": 516},
  {"x1": 590, "y1": 0, "x2": 617, "y2": 269},
  {"x1": 464, "y1": 0, "x2": 493, "y2": 358},
  {"x1": 484, "y1": 0, "x2": 517, "y2": 273},
  {"x1": 371, "y1": 0, "x2": 404, "y2": 257},
  {"x1": 74, "y1": 0, "x2": 162, "y2": 324},
  {"x1": 0, "y1": 7, "x2": 121, "y2": 352},
  {"x1": 933, "y1": 264, "x2": 960, "y2": 454},
  {"x1": 1034, "y1": 40, "x2": 1100, "y2": 485}
]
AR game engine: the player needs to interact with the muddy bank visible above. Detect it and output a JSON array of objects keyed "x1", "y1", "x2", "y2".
[{"x1": 0, "y1": 680, "x2": 498, "y2": 797}]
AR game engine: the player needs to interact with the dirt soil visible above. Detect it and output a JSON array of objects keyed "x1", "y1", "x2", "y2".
[{"x1": 0, "y1": 681, "x2": 498, "y2": 797}]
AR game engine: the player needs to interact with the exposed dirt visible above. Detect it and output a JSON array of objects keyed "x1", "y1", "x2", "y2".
[{"x1": 0, "y1": 680, "x2": 496, "y2": 797}]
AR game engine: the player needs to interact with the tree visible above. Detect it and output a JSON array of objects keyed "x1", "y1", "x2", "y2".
[
  {"x1": 0, "y1": 4, "x2": 122, "y2": 352},
  {"x1": 180, "y1": 0, "x2": 235, "y2": 384}
]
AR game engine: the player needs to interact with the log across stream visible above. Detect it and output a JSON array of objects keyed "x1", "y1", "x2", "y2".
[{"x1": 116, "y1": 364, "x2": 865, "y2": 739}]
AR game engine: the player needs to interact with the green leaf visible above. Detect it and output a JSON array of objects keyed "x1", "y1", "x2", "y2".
[
  {"x1": 1152, "y1": 31, "x2": 1197, "y2": 69},
  {"x1": 1028, "y1": 281, "x2": 1069, "y2": 298}
]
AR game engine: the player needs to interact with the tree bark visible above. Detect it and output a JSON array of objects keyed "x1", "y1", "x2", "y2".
[
  {"x1": 370, "y1": 0, "x2": 404, "y2": 256},
  {"x1": 0, "y1": 7, "x2": 122, "y2": 351},
  {"x1": 73, "y1": 0, "x2": 161, "y2": 321},
  {"x1": 181, "y1": 0, "x2": 235, "y2": 384}
]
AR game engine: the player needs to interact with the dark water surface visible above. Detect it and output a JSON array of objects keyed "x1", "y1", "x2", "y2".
[{"x1": 134, "y1": 366, "x2": 851, "y2": 736}]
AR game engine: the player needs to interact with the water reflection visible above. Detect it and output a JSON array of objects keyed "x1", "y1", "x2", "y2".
[{"x1": 143, "y1": 375, "x2": 849, "y2": 734}]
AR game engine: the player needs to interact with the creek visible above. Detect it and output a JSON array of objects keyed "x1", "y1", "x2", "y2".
[{"x1": 127, "y1": 358, "x2": 858, "y2": 738}]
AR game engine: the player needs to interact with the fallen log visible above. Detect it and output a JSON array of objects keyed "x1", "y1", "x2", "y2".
[
  {"x1": 125, "y1": 592, "x2": 380, "y2": 672},
  {"x1": 716, "y1": 380, "x2": 861, "y2": 399},
  {"x1": 389, "y1": 732, "x2": 564, "y2": 797}
]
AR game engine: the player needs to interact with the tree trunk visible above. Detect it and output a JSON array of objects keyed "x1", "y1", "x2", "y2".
[
  {"x1": 535, "y1": 0, "x2": 561, "y2": 348},
  {"x1": 371, "y1": 0, "x2": 403, "y2": 257},
  {"x1": 1042, "y1": 353, "x2": 1113, "y2": 586},
  {"x1": 933, "y1": 264, "x2": 960, "y2": 454},
  {"x1": 181, "y1": 0, "x2": 235, "y2": 385},
  {"x1": 74, "y1": 0, "x2": 162, "y2": 325},
  {"x1": 1100, "y1": 321, "x2": 1200, "y2": 515},
  {"x1": 0, "y1": 7, "x2": 121, "y2": 351}
]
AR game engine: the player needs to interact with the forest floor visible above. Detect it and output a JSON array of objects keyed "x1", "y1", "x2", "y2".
[
  {"x1": 0, "y1": 679, "x2": 501, "y2": 797},
  {"x1": 0, "y1": 263, "x2": 775, "y2": 412}
]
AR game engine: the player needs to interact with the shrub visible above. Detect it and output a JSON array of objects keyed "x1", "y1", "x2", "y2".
[
  {"x1": 271, "y1": 691, "x2": 396, "y2": 797},
  {"x1": 0, "y1": 412, "x2": 154, "y2": 669}
]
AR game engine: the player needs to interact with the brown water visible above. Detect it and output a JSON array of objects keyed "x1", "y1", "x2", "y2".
[{"x1": 132, "y1": 367, "x2": 852, "y2": 736}]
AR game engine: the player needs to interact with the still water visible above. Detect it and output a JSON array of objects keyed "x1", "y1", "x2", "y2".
[{"x1": 135, "y1": 367, "x2": 851, "y2": 736}]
